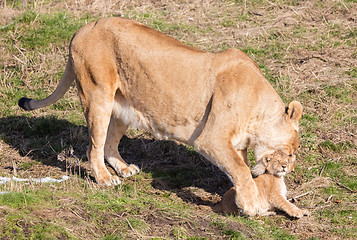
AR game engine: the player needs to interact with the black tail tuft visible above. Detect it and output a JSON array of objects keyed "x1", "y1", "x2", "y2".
[{"x1": 18, "y1": 97, "x2": 33, "y2": 111}]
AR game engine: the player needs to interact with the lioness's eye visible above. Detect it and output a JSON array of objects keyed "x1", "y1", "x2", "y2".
[{"x1": 288, "y1": 154, "x2": 292, "y2": 157}]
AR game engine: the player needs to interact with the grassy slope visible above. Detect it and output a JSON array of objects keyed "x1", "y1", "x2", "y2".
[{"x1": 0, "y1": 0, "x2": 356, "y2": 239}]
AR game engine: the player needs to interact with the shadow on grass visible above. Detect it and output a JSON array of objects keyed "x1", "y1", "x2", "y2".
[
  {"x1": 119, "y1": 135, "x2": 232, "y2": 204},
  {"x1": 0, "y1": 116, "x2": 91, "y2": 179},
  {"x1": 0, "y1": 116, "x2": 231, "y2": 205}
]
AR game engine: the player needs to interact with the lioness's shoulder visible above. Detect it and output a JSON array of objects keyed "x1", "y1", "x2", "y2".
[
  {"x1": 212, "y1": 48, "x2": 262, "y2": 78},
  {"x1": 97, "y1": 17, "x2": 146, "y2": 29},
  {"x1": 72, "y1": 17, "x2": 143, "y2": 37}
]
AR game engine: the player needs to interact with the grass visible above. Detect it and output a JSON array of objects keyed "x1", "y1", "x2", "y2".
[{"x1": 0, "y1": 0, "x2": 356, "y2": 239}]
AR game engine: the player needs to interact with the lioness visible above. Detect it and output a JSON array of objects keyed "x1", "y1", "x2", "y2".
[
  {"x1": 18, "y1": 17, "x2": 302, "y2": 216},
  {"x1": 214, "y1": 151, "x2": 309, "y2": 218}
]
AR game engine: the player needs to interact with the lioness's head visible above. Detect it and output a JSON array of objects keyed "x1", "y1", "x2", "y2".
[
  {"x1": 254, "y1": 101, "x2": 303, "y2": 163},
  {"x1": 263, "y1": 150, "x2": 295, "y2": 177}
]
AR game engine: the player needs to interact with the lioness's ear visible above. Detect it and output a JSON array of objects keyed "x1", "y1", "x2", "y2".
[{"x1": 287, "y1": 101, "x2": 303, "y2": 127}]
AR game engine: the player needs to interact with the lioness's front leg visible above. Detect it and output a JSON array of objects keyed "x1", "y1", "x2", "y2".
[
  {"x1": 192, "y1": 88, "x2": 264, "y2": 216},
  {"x1": 194, "y1": 136, "x2": 262, "y2": 216}
]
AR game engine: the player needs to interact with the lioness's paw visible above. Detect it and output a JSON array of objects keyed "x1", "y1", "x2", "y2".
[
  {"x1": 235, "y1": 181, "x2": 261, "y2": 216},
  {"x1": 251, "y1": 164, "x2": 266, "y2": 177},
  {"x1": 242, "y1": 204, "x2": 258, "y2": 216},
  {"x1": 290, "y1": 209, "x2": 309, "y2": 218},
  {"x1": 259, "y1": 211, "x2": 276, "y2": 217},
  {"x1": 110, "y1": 175, "x2": 122, "y2": 185},
  {"x1": 97, "y1": 175, "x2": 121, "y2": 186},
  {"x1": 120, "y1": 164, "x2": 140, "y2": 178}
]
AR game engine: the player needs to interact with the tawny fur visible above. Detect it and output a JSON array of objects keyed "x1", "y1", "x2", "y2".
[
  {"x1": 214, "y1": 151, "x2": 309, "y2": 218},
  {"x1": 18, "y1": 17, "x2": 303, "y2": 216},
  {"x1": 251, "y1": 150, "x2": 296, "y2": 177}
]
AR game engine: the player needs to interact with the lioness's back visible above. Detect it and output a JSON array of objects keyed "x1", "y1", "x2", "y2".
[{"x1": 70, "y1": 17, "x2": 219, "y2": 143}]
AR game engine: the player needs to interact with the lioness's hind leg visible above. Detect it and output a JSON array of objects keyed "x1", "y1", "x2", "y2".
[
  {"x1": 82, "y1": 92, "x2": 121, "y2": 186},
  {"x1": 104, "y1": 116, "x2": 140, "y2": 178}
]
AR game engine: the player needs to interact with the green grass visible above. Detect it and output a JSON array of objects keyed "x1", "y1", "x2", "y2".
[
  {"x1": 320, "y1": 140, "x2": 354, "y2": 153},
  {"x1": 240, "y1": 47, "x2": 267, "y2": 59},
  {"x1": 347, "y1": 67, "x2": 357, "y2": 78},
  {"x1": 0, "y1": 191, "x2": 37, "y2": 208},
  {"x1": 1, "y1": 11, "x2": 85, "y2": 50},
  {"x1": 324, "y1": 85, "x2": 354, "y2": 104},
  {"x1": 124, "y1": 10, "x2": 199, "y2": 36},
  {"x1": 0, "y1": 187, "x2": 75, "y2": 239},
  {"x1": 0, "y1": 10, "x2": 86, "y2": 117},
  {"x1": 318, "y1": 207, "x2": 357, "y2": 238}
]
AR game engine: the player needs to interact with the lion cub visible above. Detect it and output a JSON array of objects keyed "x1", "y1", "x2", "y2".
[
  {"x1": 214, "y1": 151, "x2": 309, "y2": 218},
  {"x1": 251, "y1": 151, "x2": 296, "y2": 177}
]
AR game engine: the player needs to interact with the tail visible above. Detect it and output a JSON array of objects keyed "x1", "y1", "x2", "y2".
[{"x1": 18, "y1": 59, "x2": 75, "y2": 111}]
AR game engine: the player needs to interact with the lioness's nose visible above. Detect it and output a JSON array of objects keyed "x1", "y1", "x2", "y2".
[{"x1": 282, "y1": 165, "x2": 287, "y2": 169}]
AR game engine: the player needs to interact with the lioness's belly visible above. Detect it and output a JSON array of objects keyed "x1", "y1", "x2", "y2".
[{"x1": 112, "y1": 97, "x2": 204, "y2": 144}]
